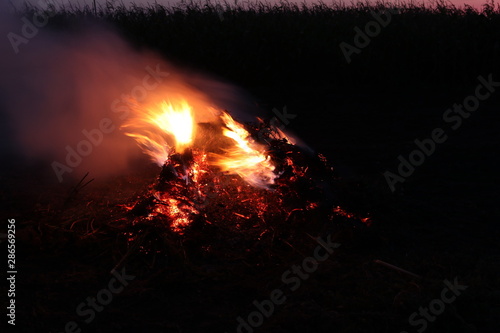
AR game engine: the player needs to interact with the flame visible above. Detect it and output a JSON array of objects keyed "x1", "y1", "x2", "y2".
[
  {"x1": 275, "y1": 127, "x2": 297, "y2": 145},
  {"x1": 122, "y1": 99, "x2": 194, "y2": 165},
  {"x1": 155, "y1": 101, "x2": 194, "y2": 150},
  {"x1": 211, "y1": 112, "x2": 276, "y2": 188},
  {"x1": 122, "y1": 98, "x2": 276, "y2": 189}
]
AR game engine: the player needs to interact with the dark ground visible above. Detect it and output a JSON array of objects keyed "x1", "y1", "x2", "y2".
[{"x1": 2, "y1": 2, "x2": 500, "y2": 333}]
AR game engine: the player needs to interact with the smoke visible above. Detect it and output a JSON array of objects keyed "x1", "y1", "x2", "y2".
[{"x1": 0, "y1": 6, "x2": 262, "y2": 184}]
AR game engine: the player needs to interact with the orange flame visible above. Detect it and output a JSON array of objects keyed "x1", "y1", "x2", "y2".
[
  {"x1": 122, "y1": 99, "x2": 194, "y2": 165},
  {"x1": 211, "y1": 112, "x2": 276, "y2": 189}
]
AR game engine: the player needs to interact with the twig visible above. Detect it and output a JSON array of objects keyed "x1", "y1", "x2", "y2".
[
  {"x1": 374, "y1": 259, "x2": 422, "y2": 280},
  {"x1": 64, "y1": 172, "x2": 94, "y2": 205},
  {"x1": 283, "y1": 239, "x2": 308, "y2": 258}
]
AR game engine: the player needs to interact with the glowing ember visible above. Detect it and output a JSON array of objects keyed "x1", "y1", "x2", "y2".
[
  {"x1": 157, "y1": 197, "x2": 198, "y2": 233},
  {"x1": 333, "y1": 206, "x2": 372, "y2": 226}
]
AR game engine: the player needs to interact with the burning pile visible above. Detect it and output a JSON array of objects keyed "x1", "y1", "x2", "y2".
[{"x1": 121, "y1": 97, "x2": 364, "y2": 239}]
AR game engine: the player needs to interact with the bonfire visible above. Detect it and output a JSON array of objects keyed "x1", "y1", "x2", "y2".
[{"x1": 119, "y1": 97, "x2": 370, "y2": 250}]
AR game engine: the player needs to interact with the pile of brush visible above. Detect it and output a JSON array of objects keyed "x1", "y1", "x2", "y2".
[{"x1": 119, "y1": 117, "x2": 371, "y2": 262}]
